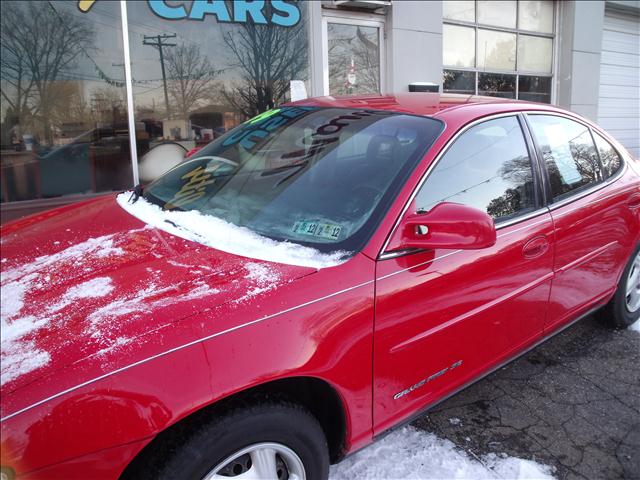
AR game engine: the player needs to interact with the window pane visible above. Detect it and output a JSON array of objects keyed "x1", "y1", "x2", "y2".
[
  {"x1": 528, "y1": 115, "x2": 602, "y2": 199},
  {"x1": 477, "y1": 29, "x2": 516, "y2": 70},
  {"x1": 443, "y1": 70, "x2": 476, "y2": 95},
  {"x1": 0, "y1": 0, "x2": 132, "y2": 206},
  {"x1": 518, "y1": 75, "x2": 551, "y2": 103},
  {"x1": 594, "y1": 133, "x2": 622, "y2": 179},
  {"x1": 519, "y1": 1, "x2": 554, "y2": 33},
  {"x1": 518, "y1": 35, "x2": 553, "y2": 73},
  {"x1": 416, "y1": 116, "x2": 535, "y2": 221},
  {"x1": 443, "y1": 0, "x2": 475, "y2": 22},
  {"x1": 478, "y1": 73, "x2": 516, "y2": 98},
  {"x1": 127, "y1": 1, "x2": 310, "y2": 182},
  {"x1": 147, "y1": 109, "x2": 444, "y2": 252},
  {"x1": 443, "y1": 25, "x2": 476, "y2": 68},
  {"x1": 327, "y1": 23, "x2": 380, "y2": 96},
  {"x1": 477, "y1": 1, "x2": 517, "y2": 29}
]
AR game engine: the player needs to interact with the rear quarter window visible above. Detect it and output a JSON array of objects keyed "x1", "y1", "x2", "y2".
[{"x1": 593, "y1": 132, "x2": 623, "y2": 179}]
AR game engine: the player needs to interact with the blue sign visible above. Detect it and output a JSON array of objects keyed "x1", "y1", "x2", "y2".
[{"x1": 147, "y1": 0, "x2": 301, "y2": 27}]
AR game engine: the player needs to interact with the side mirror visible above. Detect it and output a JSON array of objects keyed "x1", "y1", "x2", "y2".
[{"x1": 389, "y1": 202, "x2": 497, "y2": 252}]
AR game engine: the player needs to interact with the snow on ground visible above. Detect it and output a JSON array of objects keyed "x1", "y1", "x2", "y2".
[
  {"x1": 329, "y1": 426, "x2": 555, "y2": 480},
  {"x1": 117, "y1": 193, "x2": 348, "y2": 269},
  {"x1": 629, "y1": 318, "x2": 640, "y2": 332}
]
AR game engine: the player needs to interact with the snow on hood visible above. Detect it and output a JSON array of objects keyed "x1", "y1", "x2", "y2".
[
  {"x1": 0, "y1": 216, "x2": 309, "y2": 393},
  {"x1": 116, "y1": 192, "x2": 349, "y2": 269}
]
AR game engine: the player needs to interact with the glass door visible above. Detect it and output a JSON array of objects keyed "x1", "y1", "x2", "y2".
[{"x1": 322, "y1": 15, "x2": 385, "y2": 96}]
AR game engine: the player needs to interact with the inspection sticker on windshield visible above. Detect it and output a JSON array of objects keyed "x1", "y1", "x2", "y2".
[{"x1": 292, "y1": 220, "x2": 342, "y2": 240}]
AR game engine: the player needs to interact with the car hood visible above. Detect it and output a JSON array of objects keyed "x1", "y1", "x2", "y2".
[{"x1": 0, "y1": 196, "x2": 317, "y2": 408}]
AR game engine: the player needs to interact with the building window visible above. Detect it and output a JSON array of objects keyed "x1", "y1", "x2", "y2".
[
  {"x1": 126, "y1": 1, "x2": 310, "y2": 183},
  {"x1": 0, "y1": 0, "x2": 132, "y2": 209},
  {"x1": 443, "y1": 0, "x2": 554, "y2": 103}
]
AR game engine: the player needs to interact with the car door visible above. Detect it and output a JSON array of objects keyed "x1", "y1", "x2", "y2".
[
  {"x1": 525, "y1": 113, "x2": 637, "y2": 331},
  {"x1": 373, "y1": 114, "x2": 555, "y2": 435}
]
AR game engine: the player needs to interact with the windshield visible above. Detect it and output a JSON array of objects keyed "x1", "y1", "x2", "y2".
[{"x1": 144, "y1": 106, "x2": 443, "y2": 253}]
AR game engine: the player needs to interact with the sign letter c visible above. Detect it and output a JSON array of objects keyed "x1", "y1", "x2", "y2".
[{"x1": 148, "y1": 0, "x2": 187, "y2": 19}]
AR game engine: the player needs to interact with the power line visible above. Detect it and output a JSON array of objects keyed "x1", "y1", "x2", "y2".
[{"x1": 142, "y1": 34, "x2": 176, "y2": 118}]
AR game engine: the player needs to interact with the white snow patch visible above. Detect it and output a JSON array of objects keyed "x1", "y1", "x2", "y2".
[
  {"x1": 1, "y1": 234, "x2": 122, "y2": 284},
  {"x1": 1, "y1": 235, "x2": 125, "y2": 385},
  {"x1": 0, "y1": 341, "x2": 50, "y2": 386},
  {"x1": 167, "y1": 260, "x2": 192, "y2": 269},
  {"x1": 232, "y1": 262, "x2": 283, "y2": 304},
  {"x1": 117, "y1": 193, "x2": 348, "y2": 269},
  {"x1": 449, "y1": 417, "x2": 461, "y2": 426},
  {"x1": 87, "y1": 281, "x2": 219, "y2": 341},
  {"x1": 329, "y1": 426, "x2": 555, "y2": 480},
  {"x1": 629, "y1": 319, "x2": 640, "y2": 332},
  {"x1": 48, "y1": 277, "x2": 114, "y2": 313},
  {"x1": 246, "y1": 262, "x2": 280, "y2": 285}
]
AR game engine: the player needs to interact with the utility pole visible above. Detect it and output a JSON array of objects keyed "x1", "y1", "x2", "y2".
[{"x1": 143, "y1": 34, "x2": 176, "y2": 119}]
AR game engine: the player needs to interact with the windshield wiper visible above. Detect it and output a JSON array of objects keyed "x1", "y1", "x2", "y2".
[{"x1": 128, "y1": 184, "x2": 144, "y2": 204}]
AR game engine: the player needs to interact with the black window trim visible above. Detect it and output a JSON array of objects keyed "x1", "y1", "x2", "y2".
[
  {"x1": 378, "y1": 112, "x2": 549, "y2": 260},
  {"x1": 522, "y1": 111, "x2": 627, "y2": 211}
]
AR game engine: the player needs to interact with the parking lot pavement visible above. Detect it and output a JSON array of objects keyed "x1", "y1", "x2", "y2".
[{"x1": 413, "y1": 315, "x2": 640, "y2": 480}]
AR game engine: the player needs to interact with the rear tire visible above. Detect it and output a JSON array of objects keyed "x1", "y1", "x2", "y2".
[
  {"x1": 601, "y1": 244, "x2": 640, "y2": 328},
  {"x1": 137, "y1": 401, "x2": 330, "y2": 480}
]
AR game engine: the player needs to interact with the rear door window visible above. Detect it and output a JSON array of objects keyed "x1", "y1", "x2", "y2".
[
  {"x1": 415, "y1": 116, "x2": 536, "y2": 222},
  {"x1": 527, "y1": 115, "x2": 602, "y2": 200}
]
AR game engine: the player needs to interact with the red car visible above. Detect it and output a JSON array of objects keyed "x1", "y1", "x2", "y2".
[{"x1": 1, "y1": 94, "x2": 639, "y2": 480}]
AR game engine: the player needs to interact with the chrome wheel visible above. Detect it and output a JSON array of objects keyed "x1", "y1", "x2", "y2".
[
  {"x1": 626, "y1": 251, "x2": 640, "y2": 313},
  {"x1": 203, "y1": 442, "x2": 306, "y2": 480}
]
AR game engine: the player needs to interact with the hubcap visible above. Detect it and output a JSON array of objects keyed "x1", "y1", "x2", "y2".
[
  {"x1": 203, "y1": 442, "x2": 305, "y2": 480},
  {"x1": 626, "y1": 251, "x2": 640, "y2": 313}
]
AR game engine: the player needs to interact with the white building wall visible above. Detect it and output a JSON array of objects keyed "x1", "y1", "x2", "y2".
[{"x1": 387, "y1": 0, "x2": 443, "y2": 92}]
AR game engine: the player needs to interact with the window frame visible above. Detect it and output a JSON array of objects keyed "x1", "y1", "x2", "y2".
[
  {"x1": 413, "y1": 114, "x2": 542, "y2": 223},
  {"x1": 379, "y1": 112, "x2": 548, "y2": 260},
  {"x1": 442, "y1": 0, "x2": 557, "y2": 102},
  {"x1": 379, "y1": 109, "x2": 628, "y2": 260},
  {"x1": 521, "y1": 111, "x2": 627, "y2": 209},
  {"x1": 320, "y1": 12, "x2": 386, "y2": 96}
]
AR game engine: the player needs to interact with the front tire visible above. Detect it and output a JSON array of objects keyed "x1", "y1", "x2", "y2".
[
  {"x1": 146, "y1": 401, "x2": 330, "y2": 480},
  {"x1": 602, "y1": 244, "x2": 640, "y2": 328}
]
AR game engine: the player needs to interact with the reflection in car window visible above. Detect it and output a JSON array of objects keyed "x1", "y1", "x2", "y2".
[
  {"x1": 527, "y1": 115, "x2": 602, "y2": 199},
  {"x1": 144, "y1": 107, "x2": 443, "y2": 254},
  {"x1": 593, "y1": 132, "x2": 622, "y2": 179},
  {"x1": 415, "y1": 116, "x2": 535, "y2": 221}
]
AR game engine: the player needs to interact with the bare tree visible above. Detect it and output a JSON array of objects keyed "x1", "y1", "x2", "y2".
[
  {"x1": 221, "y1": 11, "x2": 308, "y2": 117},
  {"x1": 0, "y1": 1, "x2": 92, "y2": 143},
  {"x1": 165, "y1": 44, "x2": 220, "y2": 120}
]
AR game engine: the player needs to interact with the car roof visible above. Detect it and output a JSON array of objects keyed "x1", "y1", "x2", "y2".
[{"x1": 291, "y1": 92, "x2": 564, "y2": 119}]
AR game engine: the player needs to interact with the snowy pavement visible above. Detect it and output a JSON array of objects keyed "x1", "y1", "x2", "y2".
[
  {"x1": 330, "y1": 426, "x2": 555, "y2": 480},
  {"x1": 414, "y1": 315, "x2": 640, "y2": 480}
]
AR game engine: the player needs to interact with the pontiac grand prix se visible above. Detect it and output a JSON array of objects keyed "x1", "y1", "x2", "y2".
[{"x1": 1, "y1": 94, "x2": 639, "y2": 480}]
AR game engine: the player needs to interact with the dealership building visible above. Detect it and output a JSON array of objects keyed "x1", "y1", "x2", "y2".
[{"x1": 1, "y1": 0, "x2": 638, "y2": 222}]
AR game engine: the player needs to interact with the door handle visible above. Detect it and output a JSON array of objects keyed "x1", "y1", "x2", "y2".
[
  {"x1": 628, "y1": 194, "x2": 640, "y2": 210},
  {"x1": 523, "y1": 236, "x2": 549, "y2": 259}
]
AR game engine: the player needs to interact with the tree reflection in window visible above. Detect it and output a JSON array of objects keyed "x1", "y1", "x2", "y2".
[
  {"x1": 528, "y1": 115, "x2": 602, "y2": 199},
  {"x1": 593, "y1": 132, "x2": 622, "y2": 179},
  {"x1": 415, "y1": 116, "x2": 535, "y2": 221}
]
